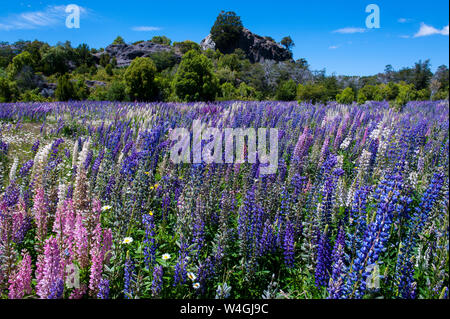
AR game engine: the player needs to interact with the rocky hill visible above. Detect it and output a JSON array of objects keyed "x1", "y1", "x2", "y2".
[
  {"x1": 95, "y1": 41, "x2": 182, "y2": 67},
  {"x1": 94, "y1": 28, "x2": 292, "y2": 67},
  {"x1": 200, "y1": 28, "x2": 293, "y2": 63}
]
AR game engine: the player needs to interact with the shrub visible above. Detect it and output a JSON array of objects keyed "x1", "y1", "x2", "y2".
[
  {"x1": 107, "y1": 80, "x2": 127, "y2": 101},
  {"x1": 124, "y1": 57, "x2": 158, "y2": 101},
  {"x1": 55, "y1": 74, "x2": 77, "y2": 101},
  {"x1": 336, "y1": 87, "x2": 355, "y2": 104},
  {"x1": 276, "y1": 79, "x2": 297, "y2": 101},
  {"x1": 173, "y1": 50, "x2": 219, "y2": 102},
  {"x1": 0, "y1": 77, "x2": 18, "y2": 102},
  {"x1": 297, "y1": 82, "x2": 327, "y2": 104},
  {"x1": 151, "y1": 36, "x2": 172, "y2": 46},
  {"x1": 220, "y1": 82, "x2": 237, "y2": 100}
]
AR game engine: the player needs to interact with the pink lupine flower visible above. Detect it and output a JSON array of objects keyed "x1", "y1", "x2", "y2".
[
  {"x1": 69, "y1": 284, "x2": 87, "y2": 299},
  {"x1": 89, "y1": 223, "x2": 103, "y2": 297},
  {"x1": 74, "y1": 214, "x2": 89, "y2": 269},
  {"x1": 33, "y1": 188, "x2": 48, "y2": 245},
  {"x1": 62, "y1": 199, "x2": 77, "y2": 263},
  {"x1": 53, "y1": 203, "x2": 66, "y2": 238},
  {"x1": 36, "y1": 237, "x2": 64, "y2": 299},
  {"x1": 102, "y1": 228, "x2": 113, "y2": 265},
  {"x1": 361, "y1": 126, "x2": 369, "y2": 147},
  {"x1": 8, "y1": 250, "x2": 32, "y2": 299}
]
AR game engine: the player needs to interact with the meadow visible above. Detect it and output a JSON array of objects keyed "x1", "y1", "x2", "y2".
[{"x1": 0, "y1": 100, "x2": 448, "y2": 299}]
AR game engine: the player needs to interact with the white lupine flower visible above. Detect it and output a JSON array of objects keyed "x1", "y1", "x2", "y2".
[
  {"x1": 9, "y1": 157, "x2": 18, "y2": 182},
  {"x1": 358, "y1": 150, "x2": 372, "y2": 173},
  {"x1": 340, "y1": 137, "x2": 351, "y2": 149},
  {"x1": 57, "y1": 183, "x2": 67, "y2": 206},
  {"x1": 408, "y1": 172, "x2": 419, "y2": 188},
  {"x1": 72, "y1": 139, "x2": 79, "y2": 167}
]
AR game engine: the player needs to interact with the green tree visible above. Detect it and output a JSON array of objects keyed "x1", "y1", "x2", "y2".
[
  {"x1": 151, "y1": 36, "x2": 172, "y2": 46},
  {"x1": 105, "y1": 63, "x2": 114, "y2": 76},
  {"x1": 0, "y1": 77, "x2": 18, "y2": 102},
  {"x1": 381, "y1": 82, "x2": 399, "y2": 101},
  {"x1": 218, "y1": 53, "x2": 243, "y2": 72},
  {"x1": 75, "y1": 79, "x2": 90, "y2": 100},
  {"x1": 297, "y1": 82, "x2": 326, "y2": 104},
  {"x1": 220, "y1": 82, "x2": 237, "y2": 100},
  {"x1": 0, "y1": 43, "x2": 15, "y2": 69},
  {"x1": 280, "y1": 36, "x2": 295, "y2": 51},
  {"x1": 336, "y1": 87, "x2": 355, "y2": 104},
  {"x1": 412, "y1": 59, "x2": 432, "y2": 90},
  {"x1": 173, "y1": 50, "x2": 219, "y2": 102},
  {"x1": 55, "y1": 74, "x2": 77, "y2": 101},
  {"x1": 124, "y1": 57, "x2": 158, "y2": 101},
  {"x1": 432, "y1": 65, "x2": 449, "y2": 100},
  {"x1": 149, "y1": 51, "x2": 178, "y2": 72},
  {"x1": 8, "y1": 51, "x2": 34, "y2": 78},
  {"x1": 42, "y1": 46, "x2": 71, "y2": 75},
  {"x1": 394, "y1": 82, "x2": 417, "y2": 109},
  {"x1": 107, "y1": 80, "x2": 127, "y2": 101},
  {"x1": 322, "y1": 76, "x2": 339, "y2": 101},
  {"x1": 99, "y1": 53, "x2": 111, "y2": 68},
  {"x1": 238, "y1": 82, "x2": 258, "y2": 100},
  {"x1": 7, "y1": 51, "x2": 38, "y2": 91},
  {"x1": 357, "y1": 84, "x2": 377, "y2": 104},
  {"x1": 210, "y1": 11, "x2": 244, "y2": 54},
  {"x1": 75, "y1": 43, "x2": 95, "y2": 67},
  {"x1": 174, "y1": 41, "x2": 201, "y2": 55},
  {"x1": 112, "y1": 36, "x2": 125, "y2": 45},
  {"x1": 276, "y1": 79, "x2": 297, "y2": 101}
]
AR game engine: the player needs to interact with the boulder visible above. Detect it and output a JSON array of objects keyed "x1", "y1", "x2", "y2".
[
  {"x1": 95, "y1": 41, "x2": 182, "y2": 67},
  {"x1": 200, "y1": 28, "x2": 292, "y2": 63}
]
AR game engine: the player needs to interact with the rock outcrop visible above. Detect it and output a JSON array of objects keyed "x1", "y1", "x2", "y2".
[
  {"x1": 95, "y1": 41, "x2": 182, "y2": 67},
  {"x1": 200, "y1": 28, "x2": 292, "y2": 63}
]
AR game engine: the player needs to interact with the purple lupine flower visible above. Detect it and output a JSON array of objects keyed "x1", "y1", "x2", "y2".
[
  {"x1": 143, "y1": 213, "x2": 157, "y2": 269},
  {"x1": 283, "y1": 221, "x2": 295, "y2": 268},
  {"x1": 84, "y1": 150, "x2": 93, "y2": 171},
  {"x1": 344, "y1": 173, "x2": 403, "y2": 298},
  {"x1": 196, "y1": 256, "x2": 214, "y2": 295},
  {"x1": 46, "y1": 138, "x2": 64, "y2": 171},
  {"x1": 315, "y1": 229, "x2": 332, "y2": 288},
  {"x1": 92, "y1": 150, "x2": 104, "y2": 174},
  {"x1": 123, "y1": 256, "x2": 135, "y2": 299},
  {"x1": 31, "y1": 139, "x2": 40, "y2": 155},
  {"x1": 258, "y1": 219, "x2": 276, "y2": 257},
  {"x1": 328, "y1": 227, "x2": 346, "y2": 299},
  {"x1": 48, "y1": 279, "x2": 64, "y2": 299},
  {"x1": 192, "y1": 210, "x2": 205, "y2": 257},
  {"x1": 174, "y1": 239, "x2": 188, "y2": 286},
  {"x1": 396, "y1": 172, "x2": 445, "y2": 299},
  {"x1": 151, "y1": 265, "x2": 164, "y2": 297},
  {"x1": 97, "y1": 278, "x2": 110, "y2": 299},
  {"x1": 19, "y1": 160, "x2": 34, "y2": 177}
]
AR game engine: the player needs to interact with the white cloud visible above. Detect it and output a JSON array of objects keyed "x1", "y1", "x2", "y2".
[
  {"x1": 442, "y1": 25, "x2": 449, "y2": 35},
  {"x1": 398, "y1": 18, "x2": 413, "y2": 23},
  {"x1": 132, "y1": 26, "x2": 162, "y2": 32},
  {"x1": 0, "y1": 5, "x2": 88, "y2": 31},
  {"x1": 332, "y1": 27, "x2": 366, "y2": 34},
  {"x1": 414, "y1": 22, "x2": 449, "y2": 37},
  {"x1": 329, "y1": 45, "x2": 339, "y2": 49}
]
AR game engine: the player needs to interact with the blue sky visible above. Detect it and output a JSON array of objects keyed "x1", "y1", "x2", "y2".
[{"x1": 0, "y1": 0, "x2": 448, "y2": 76}]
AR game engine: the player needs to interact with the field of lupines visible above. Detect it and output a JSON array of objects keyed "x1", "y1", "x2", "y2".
[{"x1": 0, "y1": 100, "x2": 448, "y2": 299}]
